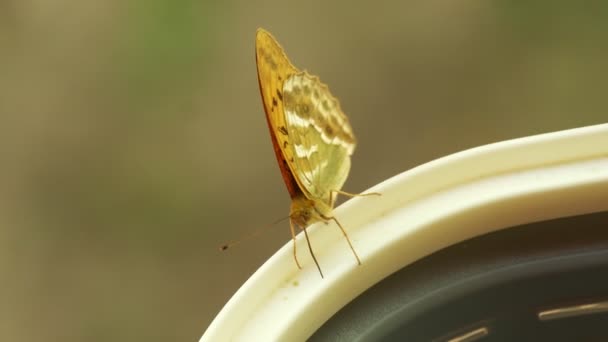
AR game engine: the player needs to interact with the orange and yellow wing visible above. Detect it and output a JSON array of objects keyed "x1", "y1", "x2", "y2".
[{"x1": 255, "y1": 28, "x2": 301, "y2": 198}]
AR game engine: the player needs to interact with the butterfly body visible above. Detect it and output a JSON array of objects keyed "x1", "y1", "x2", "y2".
[{"x1": 255, "y1": 28, "x2": 362, "y2": 277}]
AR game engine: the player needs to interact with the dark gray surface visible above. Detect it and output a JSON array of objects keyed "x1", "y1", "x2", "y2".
[{"x1": 310, "y1": 211, "x2": 608, "y2": 341}]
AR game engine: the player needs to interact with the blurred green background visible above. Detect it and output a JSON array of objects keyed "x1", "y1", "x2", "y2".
[{"x1": 1, "y1": 1, "x2": 606, "y2": 340}]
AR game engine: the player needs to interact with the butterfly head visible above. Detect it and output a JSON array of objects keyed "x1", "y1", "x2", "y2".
[{"x1": 289, "y1": 194, "x2": 332, "y2": 228}]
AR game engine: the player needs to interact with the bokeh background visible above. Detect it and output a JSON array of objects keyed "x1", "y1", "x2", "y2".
[{"x1": 1, "y1": 1, "x2": 606, "y2": 340}]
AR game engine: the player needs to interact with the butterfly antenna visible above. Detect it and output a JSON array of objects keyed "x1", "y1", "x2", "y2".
[
  {"x1": 219, "y1": 215, "x2": 290, "y2": 251},
  {"x1": 303, "y1": 226, "x2": 324, "y2": 278}
]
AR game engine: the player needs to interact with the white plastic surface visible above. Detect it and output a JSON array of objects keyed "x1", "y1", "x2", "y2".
[{"x1": 201, "y1": 123, "x2": 608, "y2": 341}]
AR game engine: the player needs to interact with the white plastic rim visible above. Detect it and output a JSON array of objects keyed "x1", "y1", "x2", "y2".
[{"x1": 201, "y1": 123, "x2": 608, "y2": 341}]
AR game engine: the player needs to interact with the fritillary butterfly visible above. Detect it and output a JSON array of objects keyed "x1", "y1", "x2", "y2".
[{"x1": 255, "y1": 28, "x2": 377, "y2": 278}]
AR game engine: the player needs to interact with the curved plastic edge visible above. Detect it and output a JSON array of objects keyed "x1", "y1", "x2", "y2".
[{"x1": 201, "y1": 123, "x2": 608, "y2": 341}]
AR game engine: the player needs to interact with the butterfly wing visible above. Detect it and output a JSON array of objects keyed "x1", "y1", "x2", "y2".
[
  {"x1": 282, "y1": 72, "x2": 357, "y2": 209},
  {"x1": 255, "y1": 29, "x2": 301, "y2": 198}
]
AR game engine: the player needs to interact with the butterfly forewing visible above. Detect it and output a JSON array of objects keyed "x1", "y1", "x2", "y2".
[
  {"x1": 282, "y1": 72, "x2": 356, "y2": 207},
  {"x1": 255, "y1": 29, "x2": 301, "y2": 198}
]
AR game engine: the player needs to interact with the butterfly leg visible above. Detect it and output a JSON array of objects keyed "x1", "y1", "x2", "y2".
[
  {"x1": 289, "y1": 219, "x2": 302, "y2": 269},
  {"x1": 324, "y1": 215, "x2": 362, "y2": 266},
  {"x1": 329, "y1": 189, "x2": 381, "y2": 207},
  {"x1": 302, "y1": 226, "x2": 324, "y2": 278}
]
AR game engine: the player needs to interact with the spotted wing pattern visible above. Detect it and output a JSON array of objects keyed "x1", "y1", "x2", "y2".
[{"x1": 282, "y1": 72, "x2": 356, "y2": 208}]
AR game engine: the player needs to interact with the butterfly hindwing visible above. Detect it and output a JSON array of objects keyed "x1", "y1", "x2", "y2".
[{"x1": 282, "y1": 72, "x2": 356, "y2": 208}]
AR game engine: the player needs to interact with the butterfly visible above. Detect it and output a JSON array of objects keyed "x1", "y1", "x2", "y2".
[{"x1": 255, "y1": 28, "x2": 378, "y2": 278}]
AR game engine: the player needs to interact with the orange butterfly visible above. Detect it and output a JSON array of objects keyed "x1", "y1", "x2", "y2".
[{"x1": 255, "y1": 28, "x2": 378, "y2": 278}]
